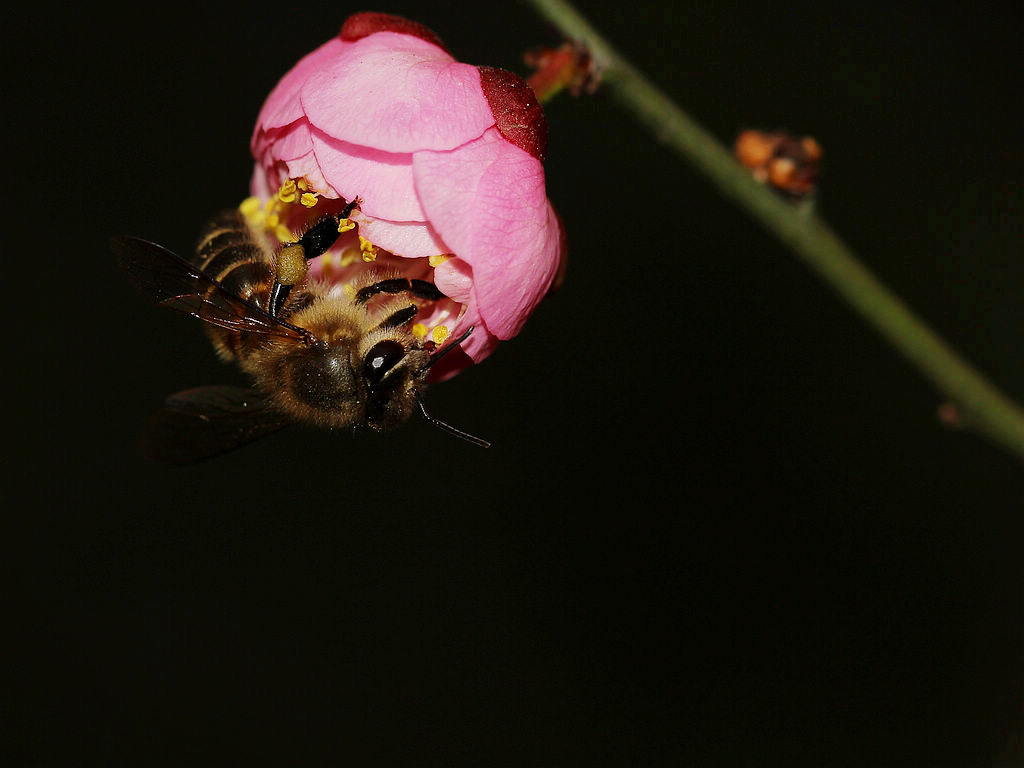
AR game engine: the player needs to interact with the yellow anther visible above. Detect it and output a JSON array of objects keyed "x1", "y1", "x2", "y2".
[
  {"x1": 431, "y1": 325, "x2": 450, "y2": 345},
  {"x1": 359, "y1": 235, "x2": 377, "y2": 262},
  {"x1": 337, "y1": 218, "x2": 355, "y2": 233},
  {"x1": 300, "y1": 192, "x2": 318, "y2": 208},
  {"x1": 428, "y1": 254, "x2": 451, "y2": 268},
  {"x1": 412, "y1": 323, "x2": 428, "y2": 340},
  {"x1": 297, "y1": 178, "x2": 310, "y2": 191},
  {"x1": 239, "y1": 197, "x2": 266, "y2": 227},
  {"x1": 320, "y1": 253, "x2": 333, "y2": 278},
  {"x1": 274, "y1": 224, "x2": 292, "y2": 242},
  {"x1": 239, "y1": 197, "x2": 262, "y2": 216},
  {"x1": 278, "y1": 180, "x2": 297, "y2": 203},
  {"x1": 339, "y1": 247, "x2": 360, "y2": 267},
  {"x1": 266, "y1": 212, "x2": 280, "y2": 228}
]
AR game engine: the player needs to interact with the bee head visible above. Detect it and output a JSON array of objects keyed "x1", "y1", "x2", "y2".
[
  {"x1": 267, "y1": 336, "x2": 430, "y2": 431},
  {"x1": 360, "y1": 338, "x2": 431, "y2": 432}
]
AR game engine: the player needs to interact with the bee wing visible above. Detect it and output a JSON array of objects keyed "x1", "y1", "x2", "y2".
[
  {"x1": 142, "y1": 385, "x2": 291, "y2": 464},
  {"x1": 112, "y1": 235, "x2": 314, "y2": 344}
]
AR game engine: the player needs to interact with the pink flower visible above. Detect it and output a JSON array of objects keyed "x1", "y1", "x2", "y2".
[{"x1": 249, "y1": 12, "x2": 565, "y2": 379}]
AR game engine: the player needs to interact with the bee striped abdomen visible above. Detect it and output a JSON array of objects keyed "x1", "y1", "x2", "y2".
[
  {"x1": 216, "y1": 260, "x2": 270, "y2": 303},
  {"x1": 195, "y1": 211, "x2": 277, "y2": 359},
  {"x1": 196, "y1": 224, "x2": 248, "y2": 261}
]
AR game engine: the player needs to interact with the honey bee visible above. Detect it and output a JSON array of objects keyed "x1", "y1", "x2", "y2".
[{"x1": 113, "y1": 202, "x2": 489, "y2": 463}]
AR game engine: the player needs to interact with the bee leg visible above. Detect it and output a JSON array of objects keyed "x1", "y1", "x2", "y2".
[
  {"x1": 268, "y1": 280, "x2": 294, "y2": 317},
  {"x1": 268, "y1": 208, "x2": 357, "y2": 316},
  {"x1": 375, "y1": 304, "x2": 419, "y2": 330},
  {"x1": 268, "y1": 245, "x2": 307, "y2": 317},
  {"x1": 355, "y1": 278, "x2": 443, "y2": 305}
]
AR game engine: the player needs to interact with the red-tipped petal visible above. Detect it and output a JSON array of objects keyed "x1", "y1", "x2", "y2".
[
  {"x1": 478, "y1": 66, "x2": 549, "y2": 161},
  {"x1": 340, "y1": 12, "x2": 451, "y2": 55}
]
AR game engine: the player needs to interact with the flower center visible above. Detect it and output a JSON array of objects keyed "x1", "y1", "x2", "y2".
[{"x1": 239, "y1": 179, "x2": 465, "y2": 341}]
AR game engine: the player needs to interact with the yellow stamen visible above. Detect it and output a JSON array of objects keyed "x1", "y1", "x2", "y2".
[
  {"x1": 359, "y1": 235, "x2": 377, "y2": 263},
  {"x1": 274, "y1": 224, "x2": 292, "y2": 242},
  {"x1": 278, "y1": 180, "x2": 297, "y2": 203},
  {"x1": 431, "y1": 325, "x2": 450, "y2": 345},
  {"x1": 239, "y1": 197, "x2": 265, "y2": 227},
  {"x1": 337, "y1": 218, "x2": 355, "y2": 233},
  {"x1": 297, "y1": 178, "x2": 310, "y2": 191},
  {"x1": 300, "y1": 192, "x2": 318, "y2": 208},
  {"x1": 239, "y1": 197, "x2": 262, "y2": 217},
  {"x1": 320, "y1": 253, "x2": 333, "y2": 279},
  {"x1": 266, "y1": 212, "x2": 280, "y2": 228},
  {"x1": 412, "y1": 323, "x2": 428, "y2": 340},
  {"x1": 428, "y1": 254, "x2": 451, "y2": 268},
  {"x1": 339, "y1": 247, "x2": 360, "y2": 268}
]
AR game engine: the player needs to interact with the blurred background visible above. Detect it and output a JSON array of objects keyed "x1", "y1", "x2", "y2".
[{"x1": 6, "y1": 1, "x2": 1022, "y2": 764}]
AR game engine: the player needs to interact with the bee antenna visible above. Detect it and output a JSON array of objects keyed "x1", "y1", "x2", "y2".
[
  {"x1": 425, "y1": 325, "x2": 475, "y2": 369},
  {"x1": 415, "y1": 392, "x2": 491, "y2": 448}
]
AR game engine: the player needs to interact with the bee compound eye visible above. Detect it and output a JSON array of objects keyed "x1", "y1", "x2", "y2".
[{"x1": 364, "y1": 340, "x2": 405, "y2": 385}]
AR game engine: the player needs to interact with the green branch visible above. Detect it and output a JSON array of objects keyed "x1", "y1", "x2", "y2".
[{"x1": 526, "y1": 0, "x2": 1024, "y2": 461}]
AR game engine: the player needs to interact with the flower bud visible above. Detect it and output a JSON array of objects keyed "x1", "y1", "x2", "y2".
[{"x1": 250, "y1": 13, "x2": 566, "y2": 378}]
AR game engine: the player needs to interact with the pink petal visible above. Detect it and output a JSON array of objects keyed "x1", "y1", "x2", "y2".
[
  {"x1": 301, "y1": 33, "x2": 494, "y2": 153},
  {"x1": 548, "y1": 204, "x2": 569, "y2": 292},
  {"x1": 432, "y1": 261, "x2": 499, "y2": 373},
  {"x1": 455, "y1": 307, "x2": 499, "y2": 362},
  {"x1": 249, "y1": 163, "x2": 274, "y2": 202},
  {"x1": 432, "y1": 257, "x2": 473, "y2": 303},
  {"x1": 259, "y1": 120, "x2": 313, "y2": 162},
  {"x1": 349, "y1": 212, "x2": 449, "y2": 259},
  {"x1": 309, "y1": 130, "x2": 425, "y2": 221},
  {"x1": 413, "y1": 128, "x2": 559, "y2": 339},
  {"x1": 456, "y1": 314, "x2": 498, "y2": 362},
  {"x1": 280, "y1": 150, "x2": 336, "y2": 198},
  {"x1": 252, "y1": 37, "x2": 350, "y2": 144}
]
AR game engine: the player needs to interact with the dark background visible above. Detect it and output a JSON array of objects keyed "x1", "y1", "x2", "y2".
[{"x1": 6, "y1": 1, "x2": 1022, "y2": 764}]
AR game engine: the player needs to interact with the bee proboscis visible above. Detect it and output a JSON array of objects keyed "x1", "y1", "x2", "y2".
[{"x1": 113, "y1": 207, "x2": 488, "y2": 463}]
